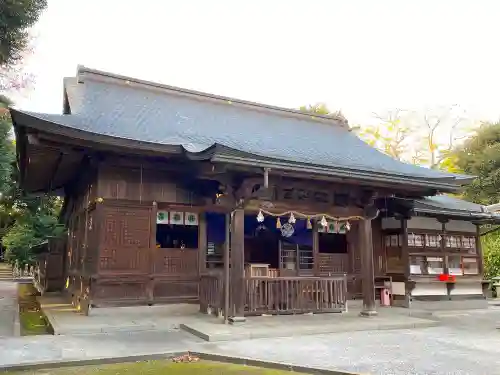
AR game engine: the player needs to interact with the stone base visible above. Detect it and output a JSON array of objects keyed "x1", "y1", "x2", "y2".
[
  {"x1": 410, "y1": 298, "x2": 488, "y2": 311},
  {"x1": 228, "y1": 316, "x2": 246, "y2": 325},
  {"x1": 360, "y1": 310, "x2": 378, "y2": 317}
]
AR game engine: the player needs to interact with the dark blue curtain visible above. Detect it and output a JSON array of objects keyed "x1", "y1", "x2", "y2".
[
  {"x1": 207, "y1": 212, "x2": 313, "y2": 247},
  {"x1": 244, "y1": 214, "x2": 312, "y2": 247},
  {"x1": 206, "y1": 212, "x2": 226, "y2": 243}
]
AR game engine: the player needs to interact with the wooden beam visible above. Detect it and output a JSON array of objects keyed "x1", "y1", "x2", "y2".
[
  {"x1": 225, "y1": 165, "x2": 440, "y2": 196},
  {"x1": 46, "y1": 152, "x2": 64, "y2": 191}
]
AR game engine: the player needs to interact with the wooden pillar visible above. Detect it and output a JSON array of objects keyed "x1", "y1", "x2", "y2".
[
  {"x1": 401, "y1": 217, "x2": 409, "y2": 279},
  {"x1": 147, "y1": 201, "x2": 158, "y2": 304},
  {"x1": 359, "y1": 218, "x2": 377, "y2": 316},
  {"x1": 229, "y1": 209, "x2": 246, "y2": 323},
  {"x1": 439, "y1": 218, "x2": 448, "y2": 274},
  {"x1": 312, "y1": 220, "x2": 319, "y2": 276},
  {"x1": 400, "y1": 217, "x2": 411, "y2": 308},
  {"x1": 198, "y1": 213, "x2": 207, "y2": 275},
  {"x1": 224, "y1": 213, "x2": 230, "y2": 324}
]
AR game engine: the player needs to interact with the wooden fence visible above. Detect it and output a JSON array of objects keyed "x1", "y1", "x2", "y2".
[{"x1": 199, "y1": 273, "x2": 347, "y2": 316}]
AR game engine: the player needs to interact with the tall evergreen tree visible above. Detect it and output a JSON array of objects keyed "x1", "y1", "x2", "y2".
[
  {"x1": 453, "y1": 121, "x2": 500, "y2": 205},
  {"x1": 0, "y1": 0, "x2": 47, "y2": 68}
]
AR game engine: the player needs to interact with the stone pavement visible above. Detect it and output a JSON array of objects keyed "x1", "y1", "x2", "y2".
[
  {"x1": 38, "y1": 293, "x2": 439, "y2": 338},
  {"x1": 2, "y1": 276, "x2": 500, "y2": 374},
  {"x1": 181, "y1": 309, "x2": 438, "y2": 342},
  {"x1": 1, "y1": 319, "x2": 500, "y2": 374},
  {"x1": 0, "y1": 281, "x2": 18, "y2": 337},
  {"x1": 0, "y1": 330, "x2": 205, "y2": 367},
  {"x1": 38, "y1": 294, "x2": 202, "y2": 335}
]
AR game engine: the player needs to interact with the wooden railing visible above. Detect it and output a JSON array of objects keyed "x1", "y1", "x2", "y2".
[
  {"x1": 199, "y1": 273, "x2": 224, "y2": 316},
  {"x1": 269, "y1": 268, "x2": 280, "y2": 278},
  {"x1": 199, "y1": 273, "x2": 348, "y2": 316},
  {"x1": 246, "y1": 275, "x2": 347, "y2": 315}
]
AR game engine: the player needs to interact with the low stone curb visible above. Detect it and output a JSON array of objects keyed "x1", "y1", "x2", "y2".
[
  {"x1": 192, "y1": 352, "x2": 361, "y2": 375},
  {"x1": 0, "y1": 351, "x2": 361, "y2": 375},
  {"x1": 0, "y1": 352, "x2": 186, "y2": 372},
  {"x1": 13, "y1": 289, "x2": 20, "y2": 337}
]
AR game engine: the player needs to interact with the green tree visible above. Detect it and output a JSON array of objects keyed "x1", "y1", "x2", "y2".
[
  {"x1": 0, "y1": 96, "x2": 64, "y2": 267},
  {"x1": 451, "y1": 121, "x2": 500, "y2": 279},
  {"x1": 3, "y1": 195, "x2": 64, "y2": 268},
  {"x1": 481, "y1": 232, "x2": 500, "y2": 279},
  {"x1": 0, "y1": 0, "x2": 47, "y2": 68},
  {"x1": 0, "y1": 95, "x2": 15, "y2": 194},
  {"x1": 453, "y1": 121, "x2": 500, "y2": 205},
  {"x1": 0, "y1": 0, "x2": 47, "y2": 90}
]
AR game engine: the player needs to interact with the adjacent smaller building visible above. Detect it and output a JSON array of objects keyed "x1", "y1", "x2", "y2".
[{"x1": 379, "y1": 195, "x2": 500, "y2": 310}]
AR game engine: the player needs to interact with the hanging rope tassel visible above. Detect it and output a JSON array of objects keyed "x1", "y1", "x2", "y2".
[
  {"x1": 276, "y1": 217, "x2": 282, "y2": 229},
  {"x1": 306, "y1": 218, "x2": 312, "y2": 229}
]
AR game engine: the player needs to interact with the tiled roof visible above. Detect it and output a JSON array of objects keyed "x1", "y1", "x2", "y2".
[
  {"x1": 12, "y1": 66, "x2": 473, "y2": 188},
  {"x1": 412, "y1": 195, "x2": 500, "y2": 220},
  {"x1": 415, "y1": 195, "x2": 487, "y2": 214}
]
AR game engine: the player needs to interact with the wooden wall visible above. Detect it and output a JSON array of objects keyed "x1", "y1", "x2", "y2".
[
  {"x1": 62, "y1": 160, "x2": 393, "y2": 308},
  {"x1": 81, "y1": 163, "x2": 201, "y2": 307}
]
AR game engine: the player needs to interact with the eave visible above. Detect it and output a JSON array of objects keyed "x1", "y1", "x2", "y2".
[
  {"x1": 211, "y1": 153, "x2": 466, "y2": 194},
  {"x1": 10, "y1": 109, "x2": 184, "y2": 156}
]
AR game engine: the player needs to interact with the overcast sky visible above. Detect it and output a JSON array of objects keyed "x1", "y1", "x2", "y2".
[{"x1": 11, "y1": 0, "x2": 500, "y2": 127}]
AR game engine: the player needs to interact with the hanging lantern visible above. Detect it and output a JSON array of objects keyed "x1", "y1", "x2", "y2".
[
  {"x1": 345, "y1": 221, "x2": 351, "y2": 231},
  {"x1": 256, "y1": 210, "x2": 265, "y2": 223},
  {"x1": 288, "y1": 212, "x2": 296, "y2": 224},
  {"x1": 306, "y1": 218, "x2": 312, "y2": 230},
  {"x1": 276, "y1": 217, "x2": 282, "y2": 229},
  {"x1": 320, "y1": 216, "x2": 328, "y2": 227},
  {"x1": 334, "y1": 220, "x2": 341, "y2": 233}
]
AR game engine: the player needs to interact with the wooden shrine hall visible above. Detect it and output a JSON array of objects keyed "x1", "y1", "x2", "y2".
[{"x1": 10, "y1": 66, "x2": 498, "y2": 322}]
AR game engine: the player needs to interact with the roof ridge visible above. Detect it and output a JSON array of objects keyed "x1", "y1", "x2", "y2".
[{"x1": 74, "y1": 65, "x2": 350, "y2": 129}]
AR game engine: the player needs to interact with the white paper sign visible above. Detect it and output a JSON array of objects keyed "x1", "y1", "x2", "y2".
[
  {"x1": 169, "y1": 211, "x2": 184, "y2": 225},
  {"x1": 156, "y1": 211, "x2": 169, "y2": 224},
  {"x1": 184, "y1": 212, "x2": 199, "y2": 226}
]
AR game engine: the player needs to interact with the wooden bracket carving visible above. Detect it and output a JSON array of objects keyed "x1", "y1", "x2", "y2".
[{"x1": 363, "y1": 204, "x2": 380, "y2": 220}]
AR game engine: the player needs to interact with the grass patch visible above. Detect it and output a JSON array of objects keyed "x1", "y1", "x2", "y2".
[
  {"x1": 18, "y1": 283, "x2": 52, "y2": 336},
  {"x1": 3, "y1": 360, "x2": 303, "y2": 375}
]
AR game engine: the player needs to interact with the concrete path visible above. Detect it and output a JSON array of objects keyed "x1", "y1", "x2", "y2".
[
  {"x1": 1, "y1": 297, "x2": 500, "y2": 374},
  {"x1": 38, "y1": 293, "x2": 439, "y2": 338},
  {"x1": 181, "y1": 310, "x2": 438, "y2": 342},
  {"x1": 0, "y1": 330, "x2": 205, "y2": 367},
  {"x1": 0, "y1": 281, "x2": 18, "y2": 337}
]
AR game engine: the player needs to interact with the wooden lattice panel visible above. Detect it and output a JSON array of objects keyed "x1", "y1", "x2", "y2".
[
  {"x1": 318, "y1": 254, "x2": 348, "y2": 274},
  {"x1": 94, "y1": 282, "x2": 145, "y2": 300},
  {"x1": 154, "y1": 249, "x2": 198, "y2": 276},
  {"x1": 99, "y1": 206, "x2": 152, "y2": 273}
]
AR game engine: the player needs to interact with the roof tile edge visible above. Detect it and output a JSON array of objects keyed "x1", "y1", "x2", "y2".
[{"x1": 75, "y1": 65, "x2": 350, "y2": 129}]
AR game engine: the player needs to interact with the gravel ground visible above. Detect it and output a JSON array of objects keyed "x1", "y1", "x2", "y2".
[{"x1": 204, "y1": 309, "x2": 500, "y2": 375}]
